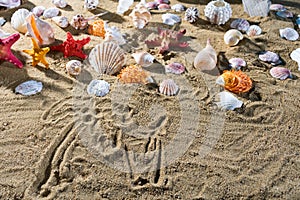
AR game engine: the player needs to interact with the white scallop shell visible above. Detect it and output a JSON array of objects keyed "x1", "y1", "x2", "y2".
[
  {"x1": 31, "y1": 6, "x2": 45, "y2": 17},
  {"x1": 246, "y1": 25, "x2": 262, "y2": 37},
  {"x1": 104, "y1": 24, "x2": 126, "y2": 45},
  {"x1": 159, "y1": 79, "x2": 179, "y2": 96},
  {"x1": 171, "y1": 4, "x2": 185, "y2": 12},
  {"x1": 162, "y1": 13, "x2": 181, "y2": 26},
  {"x1": 215, "y1": 91, "x2": 243, "y2": 111},
  {"x1": 290, "y1": 48, "x2": 300, "y2": 70},
  {"x1": 51, "y1": 16, "x2": 69, "y2": 28},
  {"x1": 11, "y1": 8, "x2": 30, "y2": 34},
  {"x1": 66, "y1": 60, "x2": 82, "y2": 76},
  {"x1": 194, "y1": 39, "x2": 217, "y2": 71},
  {"x1": 87, "y1": 80, "x2": 110, "y2": 97},
  {"x1": 88, "y1": 42, "x2": 127, "y2": 75},
  {"x1": 204, "y1": 0, "x2": 232, "y2": 25},
  {"x1": 43, "y1": 7, "x2": 60, "y2": 19},
  {"x1": 279, "y1": 28, "x2": 299, "y2": 41},
  {"x1": 52, "y1": 0, "x2": 67, "y2": 8},
  {"x1": 224, "y1": 29, "x2": 243, "y2": 46},
  {"x1": 132, "y1": 52, "x2": 154, "y2": 67},
  {"x1": 269, "y1": 67, "x2": 292, "y2": 80},
  {"x1": 15, "y1": 80, "x2": 43, "y2": 96},
  {"x1": 84, "y1": 0, "x2": 99, "y2": 10},
  {"x1": 229, "y1": 57, "x2": 246, "y2": 70},
  {"x1": 117, "y1": 0, "x2": 134, "y2": 14},
  {"x1": 230, "y1": 18, "x2": 250, "y2": 32}
]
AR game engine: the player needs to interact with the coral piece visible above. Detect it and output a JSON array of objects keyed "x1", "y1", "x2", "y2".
[
  {"x1": 23, "y1": 37, "x2": 50, "y2": 68},
  {"x1": 145, "y1": 27, "x2": 188, "y2": 54},
  {"x1": 0, "y1": 33, "x2": 23, "y2": 68},
  {"x1": 50, "y1": 32, "x2": 91, "y2": 59},
  {"x1": 118, "y1": 64, "x2": 153, "y2": 84},
  {"x1": 88, "y1": 19, "x2": 106, "y2": 38},
  {"x1": 204, "y1": 0, "x2": 232, "y2": 25}
]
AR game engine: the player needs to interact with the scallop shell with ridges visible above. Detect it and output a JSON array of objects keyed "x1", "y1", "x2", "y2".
[
  {"x1": 259, "y1": 51, "x2": 282, "y2": 65},
  {"x1": 290, "y1": 48, "x2": 300, "y2": 70},
  {"x1": 132, "y1": 51, "x2": 154, "y2": 67},
  {"x1": 87, "y1": 79, "x2": 110, "y2": 97},
  {"x1": 184, "y1": 7, "x2": 199, "y2": 23},
  {"x1": 194, "y1": 39, "x2": 217, "y2": 71},
  {"x1": 204, "y1": 0, "x2": 232, "y2": 25},
  {"x1": 246, "y1": 25, "x2": 262, "y2": 37},
  {"x1": 159, "y1": 79, "x2": 179, "y2": 96},
  {"x1": 11, "y1": 8, "x2": 30, "y2": 34},
  {"x1": 279, "y1": 28, "x2": 299, "y2": 41},
  {"x1": 52, "y1": 0, "x2": 67, "y2": 8},
  {"x1": 224, "y1": 29, "x2": 243, "y2": 46},
  {"x1": 270, "y1": 67, "x2": 292, "y2": 80},
  {"x1": 230, "y1": 18, "x2": 250, "y2": 32},
  {"x1": 84, "y1": 0, "x2": 99, "y2": 10},
  {"x1": 52, "y1": 16, "x2": 69, "y2": 28},
  {"x1": 162, "y1": 13, "x2": 181, "y2": 26},
  {"x1": 171, "y1": 4, "x2": 185, "y2": 12},
  {"x1": 66, "y1": 60, "x2": 82, "y2": 76},
  {"x1": 31, "y1": 6, "x2": 45, "y2": 17},
  {"x1": 15, "y1": 80, "x2": 43, "y2": 96},
  {"x1": 215, "y1": 91, "x2": 243, "y2": 111},
  {"x1": 229, "y1": 57, "x2": 246, "y2": 70},
  {"x1": 118, "y1": 65, "x2": 153, "y2": 84},
  {"x1": 89, "y1": 42, "x2": 127, "y2": 75},
  {"x1": 43, "y1": 7, "x2": 60, "y2": 19}
]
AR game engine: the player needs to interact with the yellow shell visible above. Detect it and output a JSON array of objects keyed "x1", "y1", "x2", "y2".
[
  {"x1": 88, "y1": 19, "x2": 106, "y2": 38},
  {"x1": 118, "y1": 65, "x2": 153, "y2": 84}
]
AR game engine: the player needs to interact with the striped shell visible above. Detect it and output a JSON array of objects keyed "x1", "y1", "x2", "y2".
[
  {"x1": 88, "y1": 42, "x2": 126, "y2": 75},
  {"x1": 204, "y1": 0, "x2": 232, "y2": 25},
  {"x1": 118, "y1": 65, "x2": 153, "y2": 84},
  {"x1": 87, "y1": 79, "x2": 110, "y2": 97},
  {"x1": 159, "y1": 79, "x2": 179, "y2": 96},
  {"x1": 132, "y1": 51, "x2": 154, "y2": 67},
  {"x1": 259, "y1": 51, "x2": 282, "y2": 65},
  {"x1": 230, "y1": 18, "x2": 250, "y2": 32},
  {"x1": 216, "y1": 70, "x2": 252, "y2": 94},
  {"x1": 184, "y1": 7, "x2": 199, "y2": 23},
  {"x1": 162, "y1": 13, "x2": 181, "y2": 26},
  {"x1": 279, "y1": 28, "x2": 299, "y2": 41},
  {"x1": 270, "y1": 67, "x2": 292, "y2": 80},
  {"x1": 224, "y1": 29, "x2": 243, "y2": 46},
  {"x1": 215, "y1": 91, "x2": 243, "y2": 111},
  {"x1": 246, "y1": 25, "x2": 262, "y2": 37}
]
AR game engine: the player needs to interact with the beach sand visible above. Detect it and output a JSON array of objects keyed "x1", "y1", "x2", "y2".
[{"x1": 0, "y1": 0, "x2": 299, "y2": 199}]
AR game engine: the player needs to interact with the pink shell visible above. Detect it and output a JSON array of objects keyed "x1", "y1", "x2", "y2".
[
  {"x1": 229, "y1": 58, "x2": 246, "y2": 70},
  {"x1": 159, "y1": 79, "x2": 179, "y2": 96},
  {"x1": 155, "y1": 0, "x2": 169, "y2": 4},
  {"x1": 270, "y1": 67, "x2": 292, "y2": 80},
  {"x1": 259, "y1": 51, "x2": 282, "y2": 65},
  {"x1": 165, "y1": 62, "x2": 185, "y2": 74},
  {"x1": 270, "y1": 4, "x2": 286, "y2": 11},
  {"x1": 158, "y1": 3, "x2": 171, "y2": 10},
  {"x1": 230, "y1": 18, "x2": 250, "y2": 32},
  {"x1": 146, "y1": 2, "x2": 158, "y2": 10},
  {"x1": 279, "y1": 28, "x2": 299, "y2": 41}
]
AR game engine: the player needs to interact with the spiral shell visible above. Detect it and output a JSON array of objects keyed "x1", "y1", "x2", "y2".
[
  {"x1": 279, "y1": 28, "x2": 299, "y2": 41},
  {"x1": 194, "y1": 39, "x2": 217, "y2": 71},
  {"x1": 270, "y1": 67, "x2": 292, "y2": 80},
  {"x1": 87, "y1": 79, "x2": 110, "y2": 97},
  {"x1": 204, "y1": 0, "x2": 232, "y2": 25},
  {"x1": 118, "y1": 65, "x2": 153, "y2": 84},
  {"x1": 159, "y1": 79, "x2": 179, "y2": 96},
  {"x1": 184, "y1": 7, "x2": 199, "y2": 23},
  {"x1": 230, "y1": 18, "x2": 250, "y2": 32},
  {"x1": 52, "y1": 16, "x2": 69, "y2": 28},
  {"x1": 246, "y1": 25, "x2": 262, "y2": 37},
  {"x1": 132, "y1": 51, "x2": 154, "y2": 67},
  {"x1": 224, "y1": 29, "x2": 243, "y2": 46},
  {"x1": 11, "y1": 8, "x2": 30, "y2": 34},
  {"x1": 215, "y1": 91, "x2": 243, "y2": 111},
  {"x1": 66, "y1": 60, "x2": 82, "y2": 76}
]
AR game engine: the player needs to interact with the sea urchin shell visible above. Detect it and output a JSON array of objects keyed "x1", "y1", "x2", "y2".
[{"x1": 204, "y1": 0, "x2": 232, "y2": 25}]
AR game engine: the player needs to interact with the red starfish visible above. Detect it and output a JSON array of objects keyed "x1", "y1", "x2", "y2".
[
  {"x1": 0, "y1": 33, "x2": 23, "y2": 68},
  {"x1": 50, "y1": 32, "x2": 91, "y2": 59},
  {"x1": 145, "y1": 28, "x2": 189, "y2": 54}
]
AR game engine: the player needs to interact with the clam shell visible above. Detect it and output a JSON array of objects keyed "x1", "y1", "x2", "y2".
[
  {"x1": 162, "y1": 13, "x2": 181, "y2": 26},
  {"x1": 157, "y1": 3, "x2": 171, "y2": 10},
  {"x1": 11, "y1": 8, "x2": 30, "y2": 34},
  {"x1": 224, "y1": 29, "x2": 243, "y2": 46},
  {"x1": 279, "y1": 28, "x2": 299, "y2": 41},
  {"x1": 132, "y1": 51, "x2": 154, "y2": 67},
  {"x1": 246, "y1": 25, "x2": 262, "y2": 37},
  {"x1": 118, "y1": 65, "x2": 153, "y2": 84},
  {"x1": 0, "y1": 0, "x2": 21, "y2": 9},
  {"x1": 258, "y1": 51, "x2": 282, "y2": 65},
  {"x1": 215, "y1": 91, "x2": 243, "y2": 111},
  {"x1": 159, "y1": 79, "x2": 179, "y2": 96},
  {"x1": 290, "y1": 48, "x2": 300, "y2": 70},
  {"x1": 230, "y1": 18, "x2": 250, "y2": 32},
  {"x1": 229, "y1": 58, "x2": 246, "y2": 70},
  {"x1": 184, "y1": 7, "x2": 199, "y2": 23},
  {"x1": 52, "y1": 16, "x2": 69, "y2": 28},
  {"x1": 194, "y1": 39, "x2": 217, "y2": 71},
  {"x1": 117, "y1": 0, "x2": 134, "y2": 14},
  {"x1": 204, "y1": 0, "x2": 232, "y2": 25},
  {"x1": 66, "y1": 60, "x2": 82, "y2": 76},
  {"x1": 31, "y1": 6, "x2": 45, "y2": 17},
  {"x1": 52, "y1": 0, "x2": 67, "y2": 8},
  {"x1": 276, "y1": 10, "x2": 293, "y2": 18},
  {"x1": 165, "y1": 62, "x2": 185, "y2": 74},
  {"x1": 43, "y1": 7, "x2": 60, "y2": 19},
  {"x1": 270, "y1": 4, "x2": 285, "y2": 11},
  {"x1": 87, "y1": 79, "x2": 110, "y2": 97},
  {"x1": 15, "y1": 80, "x2": 43, "y2": 96},
  {"x1": 84, "y1": 0, "x2": 99, "y2": 10},
  {"x1": 88, "y1": 42, "x2": 126, "y2": 75},
  {"x1": 270, "y1": 67, "x2": 292, "y2": 80},
  {"x1": 155, "y1": 0, "x2": 169, "y2": 4},
  {"x1": 171, "y1": 4, "x2": 185, "y2": 12}
]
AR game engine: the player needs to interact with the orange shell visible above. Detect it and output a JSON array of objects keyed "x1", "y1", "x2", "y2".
[
  {"x1": 221, "y1": 70, "x2": 252, "y2": 93},
  {"x1": 88, "y1": 20, "x2": 106, "y2": 38},
  {"x1": 118, "y1": 65, "x2": 152, "y2": 84}
]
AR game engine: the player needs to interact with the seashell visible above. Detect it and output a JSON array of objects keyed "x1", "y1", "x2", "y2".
[
  {"x1": 118, "y1": 64, "x2": 153, "y2": 84},
  {"x1": 129, "y1": 1, "x2": 152, "y2": 29},
  {"x1": 70, "y1": 14, "x2": 88, "y2": 30},
  {"x1": 229, "y1": 57, "x2": 246, "y2": 70},
  {"x1": 242, "y1": 0, "x2": 271, "y2": 17},
  {"x1": 279, "y1": 28, "x2": 299, "y2": 41},
  {"x1": 146, "y1": 2, "x2": 158, "y2": 10},
  {"x1": 159, "y1": 79, "x2": 179, "y2": 96},
  {"x1": 26, "y1": 13, "x2": 55, "y2": 45},
  {"x1": 276, "y1": 10, "x2": 293, "y2": 18},
  {"x1": 11, "y1": 8, "x2": 30, "y2": 34},
  {"x1": 290, "y1": 48, "x2": 300, "y2": 71},
  {"x1": 52, "y1": 16, "x2": 69, "y2": 28},
  {"x1": 296, "y1": 17, "x2": 300, "y2": 28},
  {"x1": 132, "y1": 51, "x2": 154, "y2": 67},
  {"x1": 215, "y1": 91, "x2": 243, "y2": 111},
  {"x1": 157, "y1": 3, "x2": 171, "y2": 10},
  {"x1": 84, "y1": 0, "x2": 99, "y2": 10},
  {"x1": 162, "y1": 13, "x2": 181, "y2": 26},
  {"x1": 88, "y1": 19, "x2": 106, "y2": 38},
  {"x1": 43, "y1": 7, "x2": 60, "y2": 19},
  {"x1": 0, "y1": 0, "x2": 21, "y2": 9},
  {"x1": 224, "y1": 29, "x2": 243, "y2": 46},
  {"x1": 31, "y1": 6, "x2": 45, "y2": 17},
  {"x1": 184, "y1": 7, "x2": 199, "y2": 23},
  {"x1": 269, "y1": 4, "x2": 285, "y2": 11},
  {"x1": 204, "y1": 0, "x2": 232, "y2": 25},
  {"x1": 117, "y1": 0, "x2": 134, "y2": 14},
  {"x1": 104, "y1": 23, "x2": 126, "y2": 45},
  {"x1": 165, "y1": 62, "x2": 185, "y2": 74},
  {"x1": 66, "y1": 60, "x2": 82, "y2": 76},
  {"x1": 171, "y1": 4, "x2": 186, "y2": 12},
  {"x1": 52, "y1": 0, "x2": 67, "y2": 8},
  {"x1": 0, "y1": 17, "x2": 6, "y2": 26},
  {"x1": 246, "y1": 25, "x2": 262, "y2": 37},
  {"x1": 270, "y1": 67, "x2": 292, "y2": 80},
  {"x1": 155, "y1": 0, "x2": 169, "y2": 4},
  {"x1": 194, "y1": 39, "x2": 217, "y2": 71},
  {"x1": 88, "y1": 42, "x2": 126, "y2": 75},
  {"x1": 230, "y1": 18, "x2": 250, "y2": 32},
  {"x1": 87, "y1": 79, "x2": 110, "y2": 97},
  {"x1": 258, "y1": 51, "x2": 282, "y2": 65},
  {"x1": 15, "y1": 80, "x2": 43, "y2": 96},
  {"x1": 216, "y1": 70, "x2": 252, "y2": 94}
]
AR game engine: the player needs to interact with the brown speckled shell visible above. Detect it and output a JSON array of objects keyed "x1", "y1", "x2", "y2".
[
  {"x1": 221, "y1": 70, "x2": 252, "y2": 93},
  {"x1": 88, "y1": 19, "x2": 106, "y2": 38}
]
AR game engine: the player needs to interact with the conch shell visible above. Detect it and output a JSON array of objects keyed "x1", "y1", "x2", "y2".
[
  {"x1": 194, "y1": 39, "x2": 217, "y2": 71},
  {"x1": 129, "y1": 0, "x2": 151, "y2": 29},
  {"x1": 131, "y1": 51, "x2": 154, "y2": 67},
  {"x1": 216, "y1": 70, "x2": 252, "y2": 93}
]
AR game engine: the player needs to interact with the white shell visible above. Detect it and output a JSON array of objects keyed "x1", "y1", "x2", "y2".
[
  {"x1": 259, "y1": 51, "x2": 281, "y2": 65},
  {"x1": 129, "y1": 1, "x2": 151, "y2": 29},
  {"x1": 104, "y1": 23, "x2": 126, "y2": 45},
  {"x1": 84, "y1": 0, "x2": 99, "y2": 10},
  {"x1": 242, "y1": 0, "x2": 271, "y2": 17},
  {"x1": 52, "y1": 16, "x2": 69, "y2": 28},
  {"x1": 43, "y1": 7, "x2": 60, "y2": 19},
  {"x1": 246, "y1": 25, "x2": 262, "y2": 37},
  {"x1": 11, "y1": 8, "x2": 30, "y2": 34},
  {"x1": 0, "y1": 28, "x2": 10, "y2": 38},
  {"x1": 31, "y1": 6, "x2": 45, "y2": 17},
  {"x1": 132, "y1": 51, "x2": 154, "y2": 67},
  {"x1": 0, "y1": 17, "x2": 6, "y2": 26},
  {"x1": 290, "y1": 48, "x2": 300, "y2": 71},
  {"x1": 0, "y1": 0, "x2": 21, "y2": 9},
  {"x1": 88, "y1": 42, "x2": 127, "y2": 75},
  {"x1": 279, "y1": 28, "x2": 299, "y2": 41},
  {"x1": 162, "y1": 13, "x2": 181, "y2": 26},
  {"x1": 171, "y1": 4, "x2": 185, "y2": 12},
  {"x1": 159, "y1": 79, "x2": 179, "y2": 96},
  {"x1": 270, "y1": 67, "x2": 292, "y2": 80},
  {"x1": 66, "y1": 60, "x2": 82, "y2": 76},
  {"x1": 117, "y1": 0, "x2": 134, "y2": 14},
  {"x1": 229, "y1": 57, "x2": 246, "y2": 70},
  {"x1": 224, "y1": 29, "x2": 243, "y2": 46},
  {"x1": 52, "y1": 0, "x2": 67, "y2": 8},
  {"x1": 194, "y1": 39, "x2": 217, "y2": 71},
  {"x1": 204, "y1": 0, "x2": 232, "y2": 25},
  {"x1": 87, "y1": 80, "x2": 110, "y2": 97},
  {"x1": 15, "y1": 80, "x2": 43, "y2": 96},
  {"x1": 230, "y1": 18, "x2": 250, "y2": 32},
  {"x1": 215, "y1": 91, "x2": 243, "y2": 111}
]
